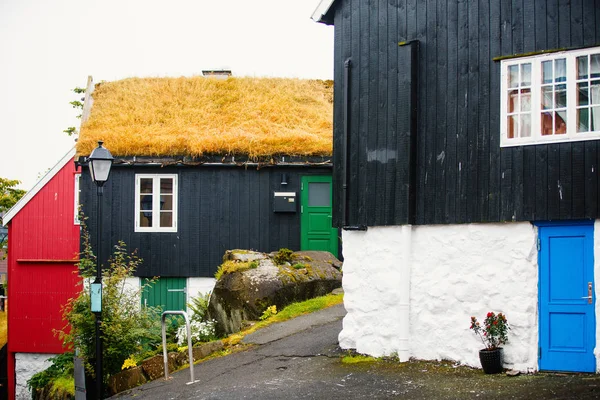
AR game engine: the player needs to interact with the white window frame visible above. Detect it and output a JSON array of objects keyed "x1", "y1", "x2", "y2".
[
  {"x1": 74, "y1": 173, "x2": 81, "y2": 225},
  {"x1": 501, "y1": 46, "x2": 600, "y2": 147},
  {"x1": 134, "y1": 174, "x2": 178, "y2": 233}
]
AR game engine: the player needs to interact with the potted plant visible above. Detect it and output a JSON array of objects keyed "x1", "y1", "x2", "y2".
[{"x1": 470, "y1": 312, "x2": 510, "y2": 374}]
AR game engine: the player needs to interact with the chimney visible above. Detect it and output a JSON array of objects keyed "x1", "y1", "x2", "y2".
[{"x1": 202, "y1": 70, "x2": 232, "y2": 80}]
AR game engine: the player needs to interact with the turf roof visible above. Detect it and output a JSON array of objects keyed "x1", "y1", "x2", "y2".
[{"x1": 76, "y1": 76, "x2": 333, "y2": 158}]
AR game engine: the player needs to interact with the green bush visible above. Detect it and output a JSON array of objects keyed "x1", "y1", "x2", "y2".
[
  {"x1": 27, "y1": 352, "x2": 74, "y2": 399},
  {"x1": 55, "y1": 229, "x2": 162, "y2": 388}
]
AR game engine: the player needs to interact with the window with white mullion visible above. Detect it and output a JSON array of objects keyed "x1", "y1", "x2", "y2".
[
  {"x1": 135, "y1": 174, "x2": 177, "y2": 232},
  {"x1": 575, "y1": 53, "x2": 600, "y2": 134}
]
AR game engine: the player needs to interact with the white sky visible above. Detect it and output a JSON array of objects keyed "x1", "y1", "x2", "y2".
[{"x1": 0, "y1": 0, "x2": 333, "y2": 190}]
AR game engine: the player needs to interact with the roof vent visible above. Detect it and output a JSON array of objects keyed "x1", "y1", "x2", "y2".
[{"x1": 202, "y1": 70, "x2": 232, "y2": 79}]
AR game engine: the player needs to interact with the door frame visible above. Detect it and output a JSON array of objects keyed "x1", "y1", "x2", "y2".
[
  {"x1": 536, "y1": 220, "x2": 596, "y2": 372},
  {"x1": 300, "y1": 175, "x2": 338, "y2": 257}
]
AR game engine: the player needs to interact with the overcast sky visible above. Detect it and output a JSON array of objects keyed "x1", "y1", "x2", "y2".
[{"x1": 0, "y1": 0, "x2": 333, "y2": 190}]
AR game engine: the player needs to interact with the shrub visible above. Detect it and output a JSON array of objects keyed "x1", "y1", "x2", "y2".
[
  {"x1": 55, "y1": 229, "x2": 162, "y2": 388},
  {"x1": 470, "y1": 312, "x2": 510, "y2": 350},
  {"x1": 27, "y1": 352, "x2": 74, "y2": 399},
  {"x1": 176, "y1": 319, "x2": 217, "y2": 346}
]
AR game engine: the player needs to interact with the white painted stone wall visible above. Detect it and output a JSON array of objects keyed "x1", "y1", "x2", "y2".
[
  {"x1": 339, "y1": 222, "x2": 540, "y2": 371},
  {"x1": 187, "y1": 277, "x2": 216, "y2": 304},
  {"x1": 15, "y1": 353, "x2": 55, "y2": 400}
]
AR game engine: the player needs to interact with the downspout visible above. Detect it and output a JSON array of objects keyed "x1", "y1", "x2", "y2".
[{"x1": 342, "y1": 58, "x2": 351, "y2": 228}]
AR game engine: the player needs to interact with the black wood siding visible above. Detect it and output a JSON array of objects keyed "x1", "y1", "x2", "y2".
[
  {"x1": 331, "y1": 0, "x2": 600, "y2": 227},
  {"x1": 81, "y1": 165, "x2": 331, "y2": 277}
]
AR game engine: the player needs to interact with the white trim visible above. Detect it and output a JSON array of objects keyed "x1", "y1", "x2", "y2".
[
  {"x1": 501, "y1": 46, "x2": 600, "y2": 147},
  {"x1": 2, "y1": 148, "x2": 76, "y2": 226},
  {"x1": 311, "y1": 0, "x2": 336, "y2": 23},
  {"x1": 134, "y1": 174, "x2": 178, "y2": 233},
  {"x1": 74, "y1": 173, "x2": 81, "y2": 225}
]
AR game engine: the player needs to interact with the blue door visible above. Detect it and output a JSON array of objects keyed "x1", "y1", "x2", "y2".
[{"x1": 538, "y1": 223, "x2": 595, "y2": 372}]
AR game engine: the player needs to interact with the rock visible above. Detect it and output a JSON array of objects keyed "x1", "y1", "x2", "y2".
[
  {"x1": 331, "y1": 287, "x2": 344, "y2": 295},
  {"x1": 139, "y1": 354, "x2": 177, "y2": 381},
  {"x1": 223, "y1": 249, "x2": 268, "y2": 263},
  {"x1": 209, "y1": 250, "x2": 343, "y2": 335},
  {"x1": 108, "y1": 366, "x2": 147, "y2": 395},
  {"x1": 506, "y1": 369, "x2": 521, "y2": 377}
]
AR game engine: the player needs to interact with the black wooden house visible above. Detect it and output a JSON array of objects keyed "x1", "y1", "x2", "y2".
[
  {"x1": 313, "y1": 0, "x2": 600, "y2": 373},
  {"x1": 78, "y1": 75, "x2": 336, "y2": 311}
]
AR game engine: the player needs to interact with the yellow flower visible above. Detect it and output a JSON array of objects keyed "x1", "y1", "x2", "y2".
[{"x1": 121, "y1": 357, "x2": 137, "y2": 370}]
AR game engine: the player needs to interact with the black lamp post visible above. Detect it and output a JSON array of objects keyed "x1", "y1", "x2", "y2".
[{"x1": 87, "y1": 140, "x2": 113, "y2": 399}]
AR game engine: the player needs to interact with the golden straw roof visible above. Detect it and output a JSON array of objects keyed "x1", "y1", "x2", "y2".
[{"x1": 76, "y1": 76, "x2": 333, "y2": 158}]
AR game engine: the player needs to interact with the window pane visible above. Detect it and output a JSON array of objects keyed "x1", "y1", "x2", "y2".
[
  {"x1": 578, "y1": 56, "x2": 589, "y2": 80},
  {"x1": 140, "y1": 194, "x2": 153, "y2": 211},
  {"x1": 520, "y1": 89, "x2": 531, "y2": 111},
  {"x1": 520, "y1": 114, "x2": 531, "y2": 137},
  {"x1": 590, "y1": 81, "x2": 600, "y2": 105},
  {"x1": 521, "y1": 64, "x2": 531, "y2": 86},
  {"x1": 555, "y1": 111, "x2": 567, "y2": 134},
  {"x1": 592, "y1": 106, "x2": 600, "y2": 131},
  {"x1": 578, "y1": 108, "x2": 590, "y2": 132},
  {"x1": 140, "y1": 212, "x2": 152, "y2": 227},
  {"x1": 578, "y1": 82, "x2": 589, "y2": 106},
  {"x1": 541, "y1": 86, "x2": 553, "y2": 109},
  {"x1": 140, "y1": 178, "x2": 153, "y2": 193},
  {"x1": 555, "y1": 59, "x2": 566, "y2": 82},
  {"x1": 308, "y1": 182, "x2": 331, "y2": 206},
  {"x1": 507, "y1": 90, "x2": 518, "y2": 113},
  {"x1": 160, "y1": 195, "x2": 173, "y2": 211},
  {"x1": 542, "y1": 61, "x2": 553, "y2": 84},
  {"x1": 507, "y1": 115, "x2": 517, "y2": 139},
  {"x1": 555, "y1": 84, "x2": 567, "y2": 108},
  {"x1": 508, "y1": 65, "x2": 519, "y2": 88},
  {"x1": 160, "y1": 212, "x2": 173, "y2": 227},
  {"x1": 541, "y1": 112, "x2": 553, "y2": 135},
  {"x1": 591, "y1": 54, "x2": 600, "y2": 79},
  {"x1": 160, "y1": 178, "x2": 173, "y2": 194}
]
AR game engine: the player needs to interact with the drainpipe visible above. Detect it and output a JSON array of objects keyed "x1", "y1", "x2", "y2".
[
  {"x1": 342, "y1": 58, "x2": 351, "y2": 228},
  {"x1": 397, "y1": 225, "x2": 412, "y2": 361}
]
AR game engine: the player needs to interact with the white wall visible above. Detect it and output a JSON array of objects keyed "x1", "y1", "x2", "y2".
[
  {"x1": 15, "y1": 353, "x2": 55, "y2": 400},
  {"x1": 339, "y1": 222, "x2": 539, "y2": 371},
  {"x1": 187, "y1": 277, "x2": 216, "y2": 304}
]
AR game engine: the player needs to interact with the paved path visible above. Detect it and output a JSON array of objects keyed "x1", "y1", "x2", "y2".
[{"x1": 111, "y1": 304, "x2": 600, "y2": 399}]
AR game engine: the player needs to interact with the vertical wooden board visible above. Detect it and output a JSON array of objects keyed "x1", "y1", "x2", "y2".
[
  {"x1": 357, "y1": 0, "x2": 370, "y2": 227},
  {"x1": 488, "y1": 1, "x2": 502, "y2": 221},
  {"x1": 259, "y1": 171, "x2": 271, "y2": 251},
  {"x1": 375, "y1": 0, "x2": 388, "y2": 225},
  {"x1": 194, "y1": 171, "x2": 207, "y2": 275},
  {"x1": 547, "y1": 144, "x2": 561, "y2": 219},
  {"x1": 512, "y1": 146, "x2": 524, "y2": 221},
  {"x1": 558, "y1": 143, "x2": 573, "y2": 219},
  {"x1": 478, "y1": 0, "x2": 491, "y2": 222},
  {"x1": 206, "y1": 170, "x2": 220, "y2": 274},
  {"x1": 500, "y1": 148, "x2": 514, "y2": 221},
  {"x1": 511, "y1": 0, "x2": 524, "y2": 54},
  {"x1": 522, "y1": 0, "x2": 535, "y2": 53},
  {"x1": 435, "y1": 0, "x2": 449, "y2": 223},
  {"x1": 581, "y1": 0, "x2": 596, "y2": 46},
  {"x1": 571, "y1": 142, "x2": 586, "y2": 219},
  {"x1": 229, "y1": 170, "x2": 241, "y2": 249},
  {"x1": 351, "y1": 0, "x2": 365, "y2": 227},
  {"x1": 406, "y1": 0, "x2": 417, "y2": 40},
  {"x1": 583, "y1": 142, "x2": 597, "y2": 218},
  {"x1": 365, "y1": 0, "x2": 379, "y2": 225},
  {"x1": 557, "y1": 0, "x2": 571, "y2": 48},
  {"x1": 385, "y1": 1, "x2": 399, "y2": 225},
  {"x1": 534, "y1": 0, "x2": 548, "y2": 51},
  {"x1": 546, "y1": 0, "x2": 559, "y2": 50},
  {"x1": 414, "y1": 0, "x2": 428, "y2": 224},
  {"x1": 268, "y1": 172, "x2": 281, "y2": 252},
  {"x1": 535, "y1": 146, "x2": 549, "y2": 221},
  {"x1": 570, "y1": 0, "x2": 584, "y2": 47},
  {"x1": 522, "y1": 146, "x2": 537, "y2": 220},
  {"x1": 465, "y1": 0, "x2": 480, "y2": 223},
  {"x1": 398, "y1": 0, "x2": 407, "y2": 41},
  {"x1": 248, "y1": 170, "x2": 260, "y2": 252},
  {"x1": 238, "y1": 170, "x2": 250, "y2": 250}
]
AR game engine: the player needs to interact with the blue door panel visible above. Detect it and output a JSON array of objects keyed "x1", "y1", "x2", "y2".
[{"x1": 539, "y1": 223, "x2": 595, "y2": 373}]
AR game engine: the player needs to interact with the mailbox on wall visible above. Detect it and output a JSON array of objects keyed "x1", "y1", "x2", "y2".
[{"x1": 273, "y1": 192, "x2": 297, "y2": 213}]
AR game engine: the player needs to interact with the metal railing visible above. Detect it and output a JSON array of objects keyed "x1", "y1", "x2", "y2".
[{"x1": 161, "y1": 311, "x2": 198, "y2": 385}]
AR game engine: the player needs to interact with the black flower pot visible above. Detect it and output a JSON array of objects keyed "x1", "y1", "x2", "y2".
[{"x1": 479, "y1": 348, "x2": 503, "y2": 374}]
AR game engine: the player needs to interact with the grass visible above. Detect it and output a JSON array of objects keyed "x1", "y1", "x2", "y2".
[
  {"x1": 341, "y1": 354, "x2": 378, "y2": 364},
  {"x1": 77, "y1": 77, "x2": 333, "y2": 158},
  {"x1": 214, "y1": 260, "x2": 258, "y2": 280},
  {"x1": 0, "y1": 311, "x2": 6, "y2": 347}
]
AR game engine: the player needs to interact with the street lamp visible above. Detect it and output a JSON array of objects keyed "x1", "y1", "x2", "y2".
[{"x1": 87, "y1": 140, "x2": 113, "y2": 399}]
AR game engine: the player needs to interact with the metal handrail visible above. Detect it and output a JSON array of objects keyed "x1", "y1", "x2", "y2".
[{"x1": 161, "y1": 311, "x2": 198, "y2": 385}]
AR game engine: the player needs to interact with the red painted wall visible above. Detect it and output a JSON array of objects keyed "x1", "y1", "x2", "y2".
[{"x1": 7, "y1": 159, "x2": 81, "y2": 398}]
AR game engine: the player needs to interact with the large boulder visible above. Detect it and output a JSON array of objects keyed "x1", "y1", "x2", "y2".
[{"x1": 208, "y1": 249, "x2": 342, "y2": 335}]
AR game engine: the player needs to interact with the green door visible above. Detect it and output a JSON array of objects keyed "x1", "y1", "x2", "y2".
[
  {"x1": 301, "y1": 175, "x2": 338, "y2": 257},
  {"x1": 142, "y1": 277, "x2": 187, "y2": 311}
]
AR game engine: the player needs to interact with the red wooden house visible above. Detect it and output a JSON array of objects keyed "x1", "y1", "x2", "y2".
[{"x1": 2, "y1": 148, "x2": 81, "y2": 399}]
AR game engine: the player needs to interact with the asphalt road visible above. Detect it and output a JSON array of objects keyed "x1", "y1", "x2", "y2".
[{"x1": 111, "y1": 304, "x2": 600, "y2": 400}]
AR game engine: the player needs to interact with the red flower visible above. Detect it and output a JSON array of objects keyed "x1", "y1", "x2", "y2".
[{"x1": 487, "y1": 312, "x2": 493, "y2": 318}]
